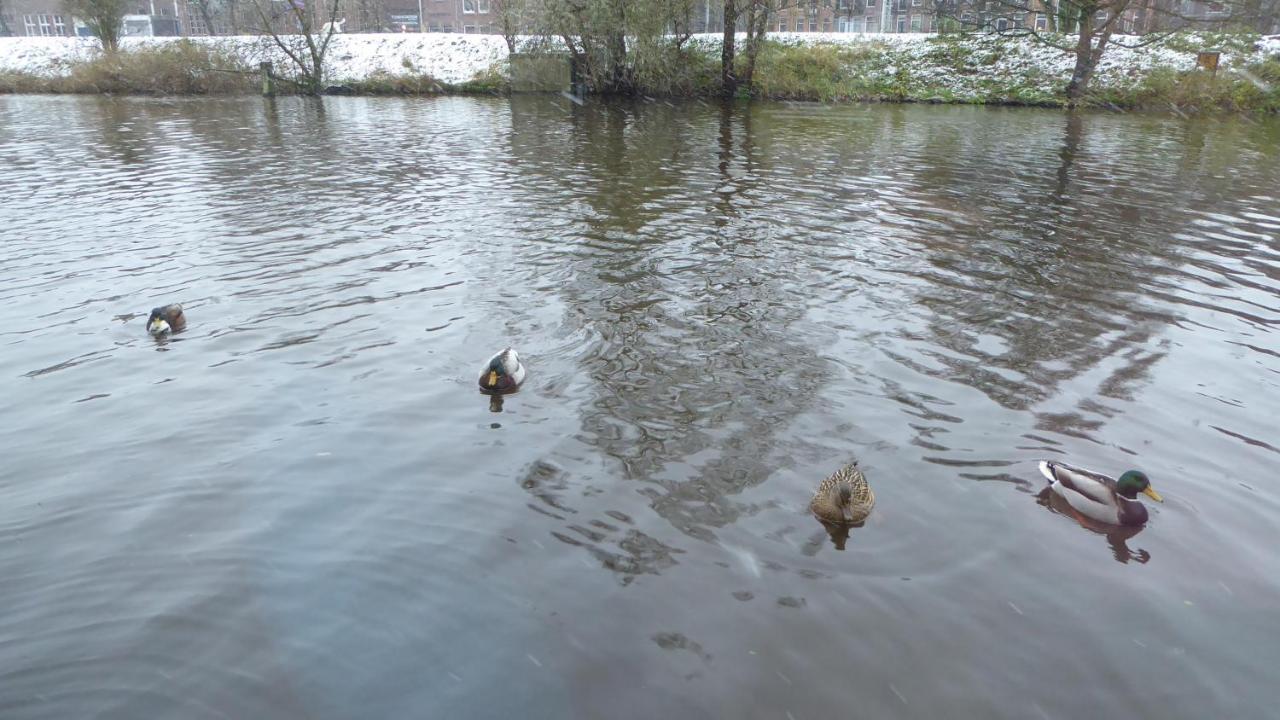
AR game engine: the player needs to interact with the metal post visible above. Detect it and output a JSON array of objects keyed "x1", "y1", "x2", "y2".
[{"x1": 260, "y1": 61, "x2": 274, "y2": 96}]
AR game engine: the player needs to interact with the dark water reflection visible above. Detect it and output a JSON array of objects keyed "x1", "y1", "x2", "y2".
[{"x1": 2, "y1": 95, "x2": 1279, "y2": 719}]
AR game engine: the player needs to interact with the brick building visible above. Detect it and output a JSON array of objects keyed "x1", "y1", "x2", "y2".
[{"x1": 0, "y1": 0, "x2": 1263, "y2": 37}]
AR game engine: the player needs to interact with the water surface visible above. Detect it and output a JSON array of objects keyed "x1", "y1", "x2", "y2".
[{"x1": 2, "y1": 95, "x2": 1279, "y2": 719}]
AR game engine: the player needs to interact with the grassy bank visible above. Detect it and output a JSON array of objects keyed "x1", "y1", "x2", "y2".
[
  {"x1": 739, "y1": 37, "x2": 1280, "y2": 112},
  {"x1": 0, "y1": 41, "x2": 257, "y2": 95},
  {"x1": 2, "y1": 33, "x2": 1277, "y2": 113}
]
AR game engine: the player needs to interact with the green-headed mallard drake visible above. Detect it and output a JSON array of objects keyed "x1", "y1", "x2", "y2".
[
  {"x1": 146, "y1": 304, "x2": 186, "y2": 336},
  {"x1": 1039, "y1": 461, "x2": 1162, "y2": 527},
  {"x1": 810, "y1": 462, "x2": 875, "y2": 524},
  {"x1": 479, "y1": 347, "x2": 526, "y2": 394}
]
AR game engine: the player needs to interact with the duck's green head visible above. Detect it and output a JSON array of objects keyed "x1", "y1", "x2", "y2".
[{"x1": 1118, "y1": 470, "x2": 1163, "y2": 502}]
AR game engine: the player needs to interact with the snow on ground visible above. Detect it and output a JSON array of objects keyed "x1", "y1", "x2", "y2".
[
  {"x1": 0, "y1": 31, "x2": 1271, "y2": 89},
  {"x1": 0, "y1": 33, "x2": 510, "y2": 84}
]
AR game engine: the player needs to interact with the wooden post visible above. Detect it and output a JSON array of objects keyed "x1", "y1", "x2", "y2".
[{"x1": 260, "y1": 61, "x2": 275, "y2": 97}]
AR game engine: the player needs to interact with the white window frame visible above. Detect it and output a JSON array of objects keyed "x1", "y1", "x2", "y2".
[
  {"x1": 477, "y1": 0, "x2": 490, "y2": 12},
  {"x1": 796, "y1": 18, "x2": 804, "y2": 31},
  {"x1": 910, "y1": 14, "x2": 922, "y2": 31},
  {"x1": 24, "y1": 14, "x2": 37, "y2": 35},
  {"x1": 1034, "y1": 12, "x2": 1047, "y2": 29},
  {"x1": 463, "y1": 0, "x2": 477, "y2": 13}
]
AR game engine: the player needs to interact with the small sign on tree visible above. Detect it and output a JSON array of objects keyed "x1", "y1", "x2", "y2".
[{"x1": 1197, "y1": 51, "x2": 1221, "y2": 76}]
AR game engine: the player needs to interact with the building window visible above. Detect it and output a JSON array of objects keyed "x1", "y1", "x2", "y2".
[
  {"x1": 463, "y1": 0, "x2": 476, "y2": 13},
  {"x1": 29, "y1": 14, "x2": 60, "y2": 36},
  {"x1": 463, "y1": 24, "x2": 476, "y2": 32},
  {"x1": 478, "y1": 0, "x2": 490, "y2": 11},
  {"x1": 53, "y1": 14, "x2": 65, "y2": 34},
  {"x1": 865, "y1": 16, "x2": 877, "y2": 31},
  {"x1": 778, "y1": 18, "x2": 786, "y2": 31},
  {"x1": 995, "y1": 17, "x2": 1008, "y2": 30},
  {"x1": 838, "y1": 16, "x2": 846, "y2": 31},
  {"x1": 896, "y1": 17, "x2": 906, "y2": 31},
  {"x1": 796, "y1": 18, "x2": 804, "y2": 30},
  {"x1": 910, "y1": 14, "x2": 921, "y2": 30},
  {"x1": 809, "y1": 19, "x2": 817, "y2": 31},
  {"x1": 897, "y1": 0, "x2": 907, "y2": 10},
  {"x1": 912, "y1": 0, "x2": 921, "y2": 5},
  {"x1": 1035, "y1": 12, "x2": 1047, "y2": 29},
  {"x1": 866, "y1": 0, "x2": 875, "y2": 7}
]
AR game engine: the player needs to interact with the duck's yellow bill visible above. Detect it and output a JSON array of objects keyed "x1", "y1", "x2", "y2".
[
  {"x1": 1143, "y1": 486, "x2": 1164, "y2": 502},
  {"x1": 487, "y1": 370, "x2": 498, "y2": 387}
]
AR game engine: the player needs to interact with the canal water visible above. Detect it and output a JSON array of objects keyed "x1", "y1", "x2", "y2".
[{"x1": 2, "y1": 95, "x2": 1278, "y2": 719}]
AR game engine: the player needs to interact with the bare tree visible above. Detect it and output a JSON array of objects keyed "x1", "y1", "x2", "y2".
[
  {"x1": 935, "y1": 0, "x2": 1271, "y2": 104},
  {"x1": 740, "y1": 0, "x2": 772, "y2": 90},
  {"x1": 493, "y1": 0, "x2": 523, "y2": 52},
  {"x1": 64, "y1": 0, "x2": 129, "y2": 51},
  {"x1": 190, "y1": 0, "x2": 220, "y2": 33},
  {"x1": 721, "y1": 0, "x2": 739, "y2": 97},
  {"x1": 247, "y1": 0, "x2": 343, "y2": 94}
]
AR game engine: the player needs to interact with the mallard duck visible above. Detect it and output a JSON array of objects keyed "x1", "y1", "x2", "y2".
[
  {"x1": 810, "y1": 462, "x2": 875, "y2": 524},
  {"x1": 146, "y1": 304, "x2": 186, "y2": 336},
  {"x1": 478, "y1": 348, "x2": 526, "y2": 393},
  {"x1": 1039, "y1": 461, "x2": 1162, "y2": 527}
]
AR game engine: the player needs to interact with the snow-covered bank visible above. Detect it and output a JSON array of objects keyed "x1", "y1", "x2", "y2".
[
  {"x1": 0, "y1": 33, "x2": 510, "y2": 84},
  {"x1": 1, "y1": 31, "x2": 1276, "y2": 103}
]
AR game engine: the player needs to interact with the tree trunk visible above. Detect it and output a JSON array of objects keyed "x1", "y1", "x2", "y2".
[
  {"x1": 606, "y1": 31, "x2": 628, "y2": 93},
  {"x1": 721, "y1": 0, "x2": 738, "y2": 98},
  {"x1": 195, "y1": 0, "x2": 217, "y2": 35},
  {"x1": 500, "y1": 7, "x2": 517, "y2": 54},
  {"x1": 97, "y1": 15, "x2": 120, "y2": 52},
  {"x1": 1064, "y1": 7, "x2": 1095, "y2": 103},
  {"x1": 228, "y1": 0, "x2": 242, "y2": 34},
  {"x1": 741, "y1": 0, "x2": 768, "y2": 93}
]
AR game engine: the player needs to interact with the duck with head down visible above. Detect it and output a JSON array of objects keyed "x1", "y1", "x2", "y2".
[
  {"x1": 479, "y1": 348, "x2": 526, "y2": 394},
  {"x1": 810, "y1": 461, "x2": 875, "y2": 525}
]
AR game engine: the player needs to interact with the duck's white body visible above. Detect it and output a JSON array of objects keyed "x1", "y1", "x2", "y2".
[
  {"x1": 1040, "y1": 460, "x2": 1152, "y2": 527},
  {"x1": 479, "y1": 348, "x2": 526, "y2": 392}
]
